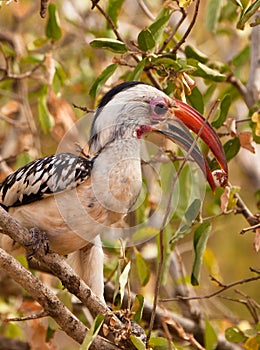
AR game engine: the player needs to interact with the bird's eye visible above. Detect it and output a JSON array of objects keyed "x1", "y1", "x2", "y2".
[{"x1": 154, "y1": 103, "x2": 168, "y2": 115}]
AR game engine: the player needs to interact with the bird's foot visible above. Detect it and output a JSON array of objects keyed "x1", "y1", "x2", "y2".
[{"x1": 25, "y1": 227, "x2": 49, "y2": 259}]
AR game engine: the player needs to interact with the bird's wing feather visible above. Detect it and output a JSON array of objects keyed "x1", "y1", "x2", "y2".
[{"x1": 0, "y1": 153, "x2": 93, "y2": 209}]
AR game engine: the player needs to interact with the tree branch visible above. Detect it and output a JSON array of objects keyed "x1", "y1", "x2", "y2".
[
  {"x1": 0, "y1": 248, "x2": 119, "y2": 350},
  {"x1": 0, "y1": 207, "x2": 142, "y2": 349}
]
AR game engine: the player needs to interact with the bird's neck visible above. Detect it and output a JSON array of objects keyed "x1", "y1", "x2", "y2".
[{"x1": 91, "y1": 139, "x2": 142, "y2": 214}]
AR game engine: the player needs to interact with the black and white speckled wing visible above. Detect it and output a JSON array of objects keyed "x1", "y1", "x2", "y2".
[{"x1": 0, "y1": 153, "x2": 94, "y2": 209}]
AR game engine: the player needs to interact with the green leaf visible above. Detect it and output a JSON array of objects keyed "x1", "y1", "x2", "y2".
[
  {"x1": 33, "y1": 37, "x2": 49, "y2": 48},
  {"x1": 134, "y1": 248, "x2": 150, "y2": 286},
  {"x1": 131, "y1": 226, "x2": 159, "y2": 243},
  {"x1": 118, "y1": 261, "x2": 131, "y2": 306},
  {"x1": 5, "y1": 322, "x2": 23, "y2": 339},
  {"x1": 38, "y1": 86, "x2": 54, "y2": 134},
  {"x1": 223, "y1": 137, "x2": 240, "y2": 161},
  {"x1": 185, "y1": 198, "x2": 201, "y2": 225},
  {"x1": 171, "y1": 224, "x2": 192, "y2": 244},
  {"x1": 204, "y1": 84, "x2": 217, "y2": 105},
  {"x1": 90, "y1": 38, "x2": 127, "y2": 53},
  {"x1": 149, "y1": 10, "x2": 170, "y2": 43},
  {"x1": 212, "y1": 94, "x2": 231, "y2": 128},
  {"x1": 191, "y1": 222, "x2": 211, "y2": 286},
  {"x1": 149, "y1": 336, "x2": 177, "y2": 349},
  {"x1": 172, "y1": 198, "x2": 201, "y2": 243},
  {"x1": 80, "y1": 314, "x2": 104, "y2": 350},
  {"x1": 187, "y1": 87, "x2": 204, "y2": 114},
  {"x1": 152, "y1": 56, "x2": 182, "y2": 71},
  {"x1": 205, "y1": 319, "x2": 218, "y2": 350},
  {"x1": 137, "y1": 28, "x2": 155, "y2": 51},
  {"x1": 130, "y1": 58, "x2": 147, "y2": 81},
  {"x1": 130, "y1": 335, "x2": 146, "y2": 350},
  {"x1": 237, "y1": 0, "x2": 260, "y2": 30},
  {"x1": 15, "y1": 152, "x2": 33, "y2": 169},
  {"x1": 232, "y1": 46, "x2": 250, "y2": 68},
  {"x1": 185, "y1": 45, "x2": 208, "y2": 64},
  {"x1": 57, "y1": 290, "x2": 72, "y2": 311},
  {"x1": 45, "y1": 4, "x2": 62, "y2": 40},
  {"x1": 225, "y1": 327, "x2": 247, "y2": 343},
  {"x1": 46, "y1": 326, "x2": 56, "y2": 342},
  {"x1": 89, "y1": 63, "x2": 117, "y2": 98},
  {"x1": 206, "y1": 0, "x2": 223, "y2": 33},
  {"x1": 107, "y1": 0, "x2": 124, "y2": 28},
  {"x1": 16, "y1": 255, "x2": 29, "y2": 269},
  {"x1": 192, "y1": 61, "x2": 226, "y2": 82},
  {"x1": 131, "y1": 294, "x2": 144, "y2": 323}
]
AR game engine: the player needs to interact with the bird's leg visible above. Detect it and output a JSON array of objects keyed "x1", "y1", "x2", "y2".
[{"x1": 25, "y1": 227, "x2": 50, "y2": 259}]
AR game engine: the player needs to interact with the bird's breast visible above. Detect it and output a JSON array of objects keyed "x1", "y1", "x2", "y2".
[{"x1": 91, "y1": 156, "x2": 142, "y2": 215}]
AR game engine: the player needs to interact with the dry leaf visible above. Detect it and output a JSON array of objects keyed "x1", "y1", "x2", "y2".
[
  {"x1": 238, "y1": 131, "x2": 255, "y2": 153},
  {"x1": 1, "y1": 100, "x2": 20, "y2": 118},
  {"x1": 224, "y1": 117, "x2": 237, "y2": 137},
  {"x1": 47, "y1": 89, "x2": 81, "y2": 151},
  {"x1": 109, "y1": 317, "x2": 117, "y2": 327},
  {"x1": 220, "y1": 186, "x2": 230, "y2": 213},
  {"x1": 45, "y1": 53, "x2": 56, "y2": 86},
  {"x1": 220, "y1": 186, "x2": 240, "y2": 213},
  {"x1": 253, "y1": 228, "x2": 260, "y2": 252},
  {"x1": 102, "y1": 323, "x2": 109, "y2": 336},
  {"x1": 19, "y1": 301, "x2": 58, "y2": 350}
]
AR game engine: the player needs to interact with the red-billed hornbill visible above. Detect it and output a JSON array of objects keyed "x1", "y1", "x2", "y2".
[{"x1": 0, "y1": 81, "x2": 228, "y2": 302}]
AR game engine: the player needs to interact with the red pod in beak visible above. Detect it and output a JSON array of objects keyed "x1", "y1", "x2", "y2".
[{"x1": 153, "y1": 99, "x2": 228, "y2": 191}]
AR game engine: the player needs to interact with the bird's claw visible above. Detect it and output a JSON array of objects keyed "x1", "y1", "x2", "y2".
[{"x1": 25, "y1": 227, "x2": 49, "y2": 259}]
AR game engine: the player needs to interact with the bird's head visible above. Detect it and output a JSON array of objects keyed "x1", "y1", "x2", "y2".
[{"x1": 89, "y1": 81, "x2": 228, "y2": 191}]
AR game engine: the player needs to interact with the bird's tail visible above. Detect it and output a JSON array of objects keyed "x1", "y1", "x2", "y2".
[{"x1": 66, "y1": 235, "x2": 105, "y2": 304}]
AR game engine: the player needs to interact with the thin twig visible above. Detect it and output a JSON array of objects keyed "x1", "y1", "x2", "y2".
[
  {"x1": 4, "y1": 311, "x2": 49, "y2": 322},
  {"x1": 202, "y1": 209, "x2": 235, "y2": 222},
  {"x1": 0, "y1": 60, "x2": 44, "y2": 82},
  {"x1": 165, "y1": 318, "x2": 205, "y2": 350},
  {"x1": 236, "y1": 118, "x2": 251, "y2": 124},
  {"x1": 72, "y1": 103, "x2": 95, "y2": 113},
  {"x1": 161, "y1": 318, "x2": 173, "y2": 350},
  {"x1": 220, "y1": 289, "x2": 259, "y2": 323},
  {"x1": 158, "y1": 7, "x2": 186, "y2": 54},
  {"x1": 136, "y1": 0, "x2": 155, "y2": 21},
  {"x1": 171, "y1": 0, "x2": 200, "y2": 55},
  {"x1": 234, "y1": 192, "x2": 259, "y2": 227},
  {"x1": 94, "y1": 4, "x2": 124, "y2": 43},
  {"x1": 241, "y1": 222, "x2": 260, "y2": 234},
  {"x1": 160, "y1": 274, "x2": 260, "y2": 302},
  {"x1": 0, "y1": 112, "x2": 25, "y2": 126},
  {"x1": 227, "y1": 73, "x2": 252, "y2": 109}
]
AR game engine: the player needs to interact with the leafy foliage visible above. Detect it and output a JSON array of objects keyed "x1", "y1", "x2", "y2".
[{"x1": 0, "y1": 0, "x2": 259, "y2": 349}]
